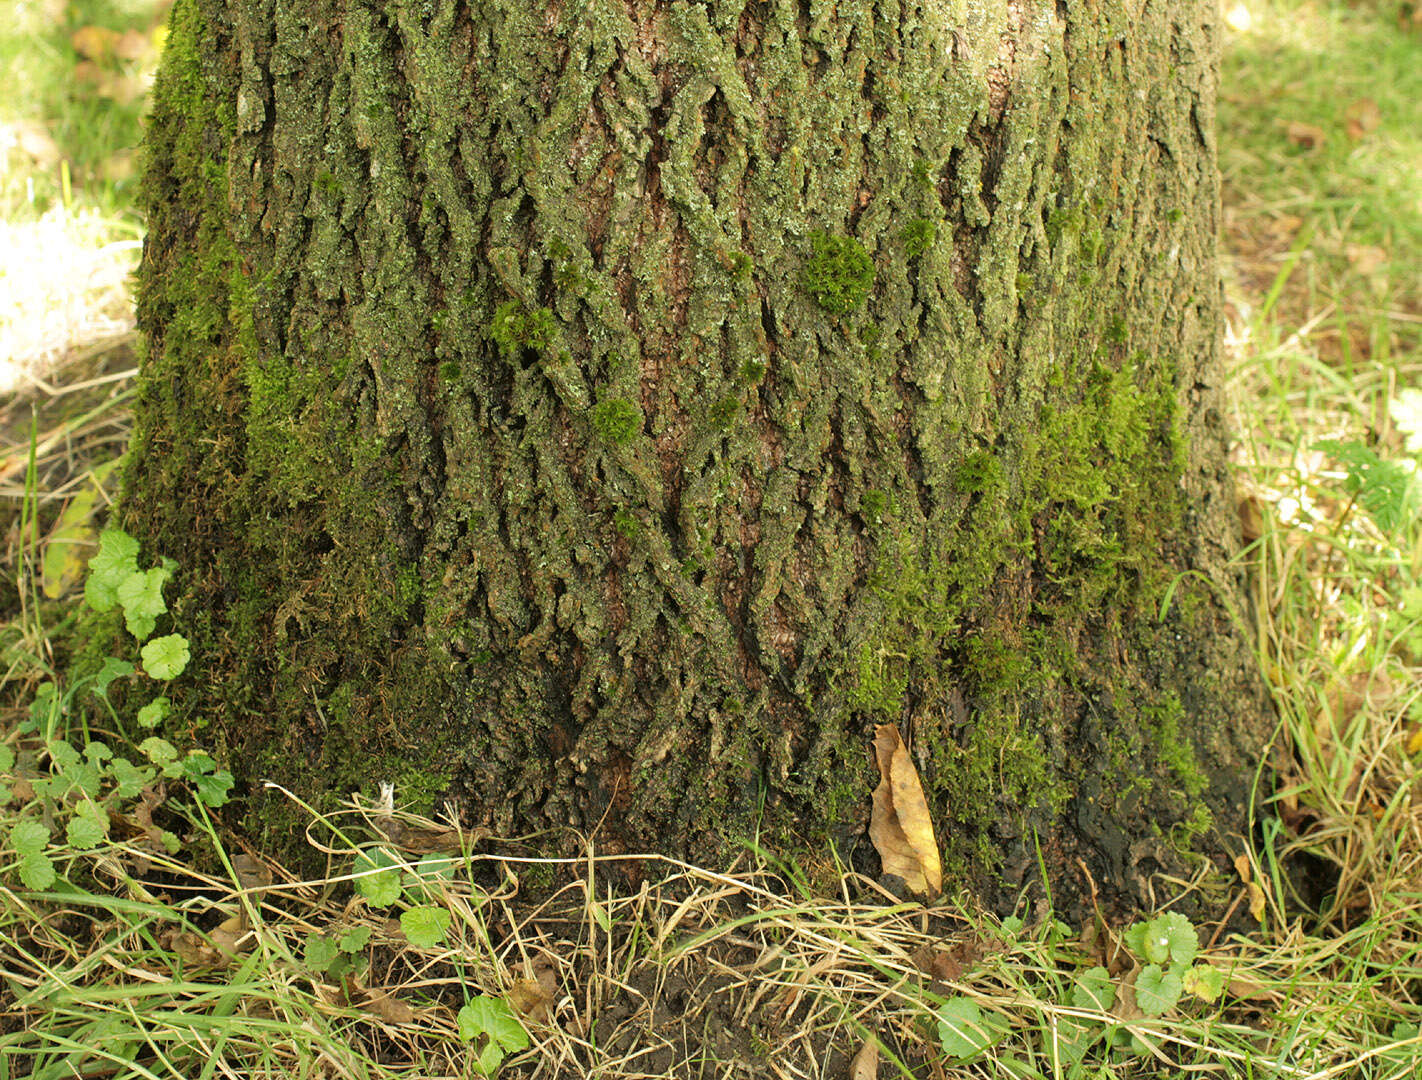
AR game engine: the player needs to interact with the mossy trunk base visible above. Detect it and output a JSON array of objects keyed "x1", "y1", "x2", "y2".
[{"x1": 118, "y1": 0, "x2": 1269, "y2": 917}]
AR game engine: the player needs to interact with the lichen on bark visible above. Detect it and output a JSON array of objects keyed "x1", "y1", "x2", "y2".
[{"x1": 118, "y1": 0, "x2": 1268, "y2": 915}]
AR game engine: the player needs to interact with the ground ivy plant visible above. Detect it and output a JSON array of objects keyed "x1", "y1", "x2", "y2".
[
  {"x1": 932, "y1": 911, "x2": 1227, "y2": 1074},
  {"x1": 1, "y1": 528, "x2": 232, "y2": 893}
]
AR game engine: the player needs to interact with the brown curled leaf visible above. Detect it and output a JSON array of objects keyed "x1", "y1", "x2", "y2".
[{"x1": 869, "y1": 724, "x2": 942, "y2": 896}]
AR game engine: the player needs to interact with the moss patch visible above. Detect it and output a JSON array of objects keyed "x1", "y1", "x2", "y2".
[{"x1": 801, "y1": 231, "x2": 875, "y2": 315}]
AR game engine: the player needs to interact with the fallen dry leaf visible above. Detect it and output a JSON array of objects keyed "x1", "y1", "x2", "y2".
[
  {"x1": 232, "y1": 853, "x2": 273, "y2": 892},
  {"x1": 114, "y1": 28, "x2": 151, "y2": 61},
  {"x1": 850, "y1": 1035, "x2": 880, "y2": 1080},
  {"x1": 362, "y1": 989, "x2": 416, "y2": 1025},
  {"x1": 507, "y1": 975, "x2": 555, "y2": 1025},
  {"x1": 1248, "y1": 881, "x2": 1267, "y2": 923},
  {"x1": 910, "y1": 937, "x2": 982, "y2": 984},
  {"x1": 911, "y1": 945, "x2": 962, "y2": 983},
  {"x1": 1226, "y1": 973, "x2": 1277, "y2": 1003},
  {"x1": 1344, "y1": 98, "x2": 1381, "y2": 140},
  {"x1": 167, "y1": 915, "x2": 247, "y2": 970},
  {"x1": 1233, "y1": 853, "x2": 1252, "y2": 883},
  {"x1": 1286, "y1": 121, "x2": 1326, "y2": 151},
  {"x1": 9, "y1": 121, "x2": 61, "y2": 167},
  {"x1": 1111, "y1": 964, "x2": 1144, "y2": 1022},
  {"x1": 1237, "y1": 495, "x2": 1263, "y2": 543},
  {"x1": 71, "y1": 24, "x2": 120, "y2": 61},
  {"x1": 869, "y1": 724, "x2": 942, "y2": 896}
]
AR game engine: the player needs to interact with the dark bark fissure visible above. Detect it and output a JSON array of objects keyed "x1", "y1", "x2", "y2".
[{"x1": 117, "y1": 0, "x2": 1269, "y2": 918}]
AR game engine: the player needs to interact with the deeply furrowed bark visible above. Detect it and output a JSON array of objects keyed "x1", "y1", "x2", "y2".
[{"x1": 120, "y1": 0, "x2": 1268, "y2": 915}]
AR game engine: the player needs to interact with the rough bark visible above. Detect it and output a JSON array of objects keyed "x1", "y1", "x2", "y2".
[{"x1": 120, "y1": 0, "x2": 1268, "y2": 915}]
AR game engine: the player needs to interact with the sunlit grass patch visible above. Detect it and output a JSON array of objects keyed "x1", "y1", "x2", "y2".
[
  {"x1": 0, "y1": 207, "x2": 140, "y2": 397},
  {"x1": 1219, "y1": 2, "x2": 1422, "y2": 1068}
]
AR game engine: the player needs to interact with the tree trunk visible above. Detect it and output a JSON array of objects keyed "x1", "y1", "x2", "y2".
[{"x1": 122, "y1": 0, "x2": 1267, "y2": 915}]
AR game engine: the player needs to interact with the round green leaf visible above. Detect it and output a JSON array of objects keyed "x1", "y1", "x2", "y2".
[
  {"x1": 1134, "y1": 964, "x2": 1183, "y2": 1017},
  {"x1": 1182, "y1": 963, "x2": 1224, "y2": 1003},
  {"x1": 400, "y1": 905, "x2": 451, "y2": 948},
  {"x1": 10, "y1": 819, "x2": 51, "y2": 857},
  {"x1": 1121, "y1": 920, "x2": 1149, "y2": 957},
  {"x1": 137, "y1": 697, "x2": 171, "y2": 730},
  {"x1": 66, "y1": 814, "x2": 108, "y2": 850},
  {"x1": 1047, "y1": 1018, "x2": 1098, "y2": 1068},
  {"x1": 18, "y1": 851, "x2": 57, "y2": 890},
  {"x1": 936, "y1": 996, "x2": 1003, "y2": 1061},
  {"x1": 141, "y1": 635, "x2": 190, "y2": 681},
  {"x1": 1071, "y1": 966, "x2": 1117, "y2": 1011},
  {"x1": 458, "y1": 995, "x2": 529, "y2": 1051},
  {"x1": 92, "y1": 657, "x2": 135, "y2": 698},
  {"x1": 85, "y1": 529, "x2": 140, "y2": 613},
  {"x1": 356, "y1": 867, "x2": 402, "y2": 908},
  {"x1": 117, "y1": 566, "x2": 171, "y2": 642},
  {"x1": 474, "y1": 1042, "x2": 505, "y2": 1077},
  {"x1": 1156, "y1": 911, "x2": 1199, "y2": 969},
  {"x1": 304, "y1": 934, "x2": 340, "y2": 972},
  {"x1": 338, "y1": 924, "x2": 372, "y2": 953},
  {"x1": 138, "y1": 737, "x2": 179, "y2": 767},
  {"x1": 109, "y1": 757, "x2": 152, "y2": 799},
  {"x1": 193, "y1": 766, "x2": 234, "y2": 808},
  {"x1": 0, "y1": 743, "x2": 14, "y2": 773},
  {"x1": 46, "y1": 739, "x2": 80, "y2": 769}
]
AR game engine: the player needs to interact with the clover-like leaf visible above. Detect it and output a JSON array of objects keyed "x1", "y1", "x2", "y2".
[
  {"x1": 85, "y1": 529, "x2": 140, "y2": 613},
  {"x1": 10, "y1": 819, "x2": 50, "y2": 857},
  {"x1": 18, "y1": 852, "x2": 57, "y2": 890},
  {"x1": 137, "y1": 697, "x2": 171, "y2": 729},
  {"x1": 1134, "y1": 964, "x2": 1183, "y2": 1017},
  {"x1": 141, "y1": 634, "x2": 190, "y2": 681},
  {"x1": 0, "y1": 743, "x2": 14, "y2": 773},
  {"x1": 401, "y1": 905, "x2": 452, "y2": 948},
  {"x1": 1071, "y1": 966, "x2": 1117, "y2": 1011},
  {"x1": 1182, "y1": 963, "x2": 1224, "y2": 1003},
  {"x1": 936, "y1": 996, "x2": 1003, "y2": 1061},
  {"x1": 117, "y1": 566, "x2": 171, "y2": 641}
]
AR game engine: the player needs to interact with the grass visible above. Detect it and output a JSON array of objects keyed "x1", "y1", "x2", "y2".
[{"x1": 2, "y1": 0, "x2": 1422, "y2": 1076}]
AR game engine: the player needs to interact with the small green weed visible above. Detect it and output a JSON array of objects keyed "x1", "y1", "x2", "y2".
[
  {"x1": 2, "y1": 526, "x2": 229, "y2": 895},
  {"x1": 933, "y1": 911, "x2": 1228, "y2": 1073}
]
